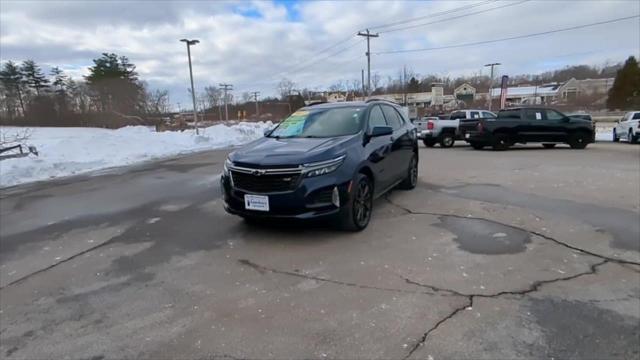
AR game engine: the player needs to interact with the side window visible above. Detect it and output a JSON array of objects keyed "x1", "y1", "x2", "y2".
[
  {"x1": 545, "y1": 109, "x2": 564, "y2": 121},
  {"x1": 483, "y1": 111, "x2": 496, "y2": 118},
  {"x1": 524, "y1": 109, "x2": 544, "y2": 121},
  {"x1": 470, "y1": 111, "x2": 480, "y2": 118},
  {"x1": 633, "y1": 113, "x2": 640, "y2": 120},
  {"x1": 450, "y1": 111, "x2": 463, "y2": 120},
  {"x1": 381, "y1": 105, "x2": 402, "y2": 130},
  {"x1": 368, "y1": 105, "x2": 387, "y2": 130}
]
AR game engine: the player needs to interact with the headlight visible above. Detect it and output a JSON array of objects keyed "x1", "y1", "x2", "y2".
[
  {"x1": 223, "y1": 158, "x2": 232, "y2": 176},
  {"x1": 303, "y1": 155, "x2": 345, "y2": 178}
]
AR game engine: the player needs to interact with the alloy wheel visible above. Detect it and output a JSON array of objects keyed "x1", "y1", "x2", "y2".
[{"x1": 353, "y1": 179, "x2": 372, "y2": 228}]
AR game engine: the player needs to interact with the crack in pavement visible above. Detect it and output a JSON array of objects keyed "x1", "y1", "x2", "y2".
[
  {"x1": 239, "y1": 198, "x2": 633, "y2": 359},
  {"x1": 381, "y1": 196, "x2": 640, "y2": 358},
  {"x1": 237, "y1": 259, "x2": 441, "y2": 296},
  {"x1": 238, "y1": 257, "x2": 610, "y2": 360},
  {"x1": 383, "y1": 195, "x2": 640, "y2": 266},
  {"x1": 401, "y1": 259, "x2": 609, "y2": 359}
]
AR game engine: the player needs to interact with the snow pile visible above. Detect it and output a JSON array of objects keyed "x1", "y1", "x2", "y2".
[
  {"x1": 595, "y1": 129, "x2": 613, "y2": 142},
  {"x1": 0, "y1": 122, "x2": 271, "y2": 187}
]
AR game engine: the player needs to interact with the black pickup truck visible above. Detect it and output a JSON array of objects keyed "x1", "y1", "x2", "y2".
[{"x1": 459, "y1": 107, "x2": 595, "y2": 150}]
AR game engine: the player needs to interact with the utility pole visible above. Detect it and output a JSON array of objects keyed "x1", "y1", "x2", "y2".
[
  {"x1": 251, "y1": 91, "x2": 260, "y2": 116},
  {"x1": 484, "y1": 62, "x2": 501, "y2": 112},
  {"x1": 180, "y1": 38, "x2": 200, "y2": 134},
  {"x1": 403, "y1": 65, "x2": 407, "y2": 105},
  {"x1": 361, "y1": 69, "x2": 365, "y2": 97},
  {"x1": 219, "y1": 83, "x2": 233, "y2": 121},
  {"x1": 357, "y1": 29, "x2": 379, "y2": 98}
]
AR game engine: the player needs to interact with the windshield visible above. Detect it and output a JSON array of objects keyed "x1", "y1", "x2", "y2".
[{"x1": 269, "y1": 107, "x2": 364, "y2": 138}]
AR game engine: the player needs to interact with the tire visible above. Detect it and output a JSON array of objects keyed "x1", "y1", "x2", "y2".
[
  {"x1": 492, "y1": 133, "x2": 510, "y2": 151},
  {"x1": 568, "y1": 131, "x2": 589, "y2": 149},
  {"x1": 542, "y1": 143, "x2": 556, "y2": 149},
  {"x1": 439, "y1": 133, "x2": 455, "y2": 148},
  {"x1": 339, "y1": 173, "x2": 373, "y2": 231},
  {"x1": 398, "y1": 153, "x2": 418, "y2": 190},
  {"x1": 423, "y1": 139, "x2": 436, "y2": 147},
  {"x1": 629, "y1": 130, "x2": 638, "y2": 144},
  {"x1": 470, "y1": 142, "x2": 484, "y2": 150},
  {"x1": 613, "y1": 128, "x2": 619, "y2": 142}
]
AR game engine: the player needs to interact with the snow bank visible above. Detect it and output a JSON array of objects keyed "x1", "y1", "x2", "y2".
[
  {"x1": 0, "y1": 122, "x2": 271, "y2": 187},
  {"x1": 595, "y1": 129, "x2": 613, "y2": 142}
]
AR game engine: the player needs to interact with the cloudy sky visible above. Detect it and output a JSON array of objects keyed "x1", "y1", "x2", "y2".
[{"x1": 1, "y1": 0, "x2": 639, "y2": 108}]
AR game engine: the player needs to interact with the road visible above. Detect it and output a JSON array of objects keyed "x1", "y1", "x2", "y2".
[{"x1": 1, "y1": 142, "x2": 639, "y2": 359}]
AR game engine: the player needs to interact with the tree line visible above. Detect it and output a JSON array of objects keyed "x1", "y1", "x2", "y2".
[{"x1": 0, "y1": 53, "x2": 170, "y2": 127}]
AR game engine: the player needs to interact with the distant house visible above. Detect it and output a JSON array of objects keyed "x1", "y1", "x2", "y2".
[
  {"x1": 323, "y1": 92, "x2": 347, "y2": 103},
  {"x1": 454, "y1": 83, "x2": 476, "y2": 103},
  {"x1": 485, "y1": 78, "x2": 614, "y2": 105}
]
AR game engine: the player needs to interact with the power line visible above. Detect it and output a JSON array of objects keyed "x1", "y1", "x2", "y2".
[
  {"x1": 379, "y1": 0, "x2": 530, "y2": 34},
  {"x1": 375, "y1": 15, "x2": 640, "y2": 54},
  {"x1": 281, "y1": 38, "x2": 365, "y2": 78},
  {"x1": 367, "y1": 0, "x2": 496, "y2": 31}
]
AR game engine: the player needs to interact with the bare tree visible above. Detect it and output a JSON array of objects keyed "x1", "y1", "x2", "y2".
[
  {"x1": 0, "y1": 127, "x2": 31, "y2": 147},
  {"x1": 143, "y1": 88, "x2": 170, "y2": 114},
  {"x1": 328, "y1": 81, "x2": 345, "y2": 92},
  {"x1": 241, "y1": 92, "x2": 251, "y2": 104},
  {"x1": 277, "y1": 78, "x2": 295, "y2": 100},
  {"x1": 371, "y1": 73, "x2": 381, "y2": 93},
  {"x1": 204, "y1": 85, "x2": 222, "y2": 109}
]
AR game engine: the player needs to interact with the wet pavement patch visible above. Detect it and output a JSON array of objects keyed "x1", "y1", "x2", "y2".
[
  {"x1": 436, "y1": 216, "x2": 531, "y2": 254},
  {"x1": 441, "y1": 183, "x2": 640, "y2": 252},
  {"x1": 529, "y1": 297, "x2": 640, "y2": 359}
]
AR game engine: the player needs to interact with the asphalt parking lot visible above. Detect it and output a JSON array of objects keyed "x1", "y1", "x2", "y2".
[{"x1": 1, "y1": 141, "x2": 639, "y2": 359}]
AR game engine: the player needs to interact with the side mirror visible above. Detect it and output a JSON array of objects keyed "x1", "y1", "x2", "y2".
[{"x1": 369, "y1": 126, "x2": 393, "y2": 137}]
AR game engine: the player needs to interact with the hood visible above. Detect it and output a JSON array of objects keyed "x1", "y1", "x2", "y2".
[
  {"x1": 229, "y1": 134, "x2": 359, "y2": 167},
  {"x1": 568, "y1": 116, "x2": 594, "y2": 126}
]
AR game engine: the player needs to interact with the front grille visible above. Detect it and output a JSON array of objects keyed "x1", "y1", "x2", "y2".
[{"x1": 231, "y1": 171, "x2": 300, "y2": 193}]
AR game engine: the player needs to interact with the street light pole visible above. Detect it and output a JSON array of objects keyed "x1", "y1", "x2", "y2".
[
  {"x1": 180, "y1": 38, "x2": 200, "y2": 134},
  {"x1": 484, "y1": 62, "x2": 501, "y2": 112}
]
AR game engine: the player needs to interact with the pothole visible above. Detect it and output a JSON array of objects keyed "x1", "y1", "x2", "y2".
[{"x1": 436, "y1": 216, "x2": 531, "y2": 254}]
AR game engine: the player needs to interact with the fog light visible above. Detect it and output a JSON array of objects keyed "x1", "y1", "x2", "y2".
[{"x1": 331, "y1": 186, "x2": 340, "y2": 207}]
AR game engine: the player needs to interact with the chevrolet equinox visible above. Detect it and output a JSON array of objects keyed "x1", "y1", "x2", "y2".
[{"x1": 221, "y1": 100, "x2": 419, "y2": 230}]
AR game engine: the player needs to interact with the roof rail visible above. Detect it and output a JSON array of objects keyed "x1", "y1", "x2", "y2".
[
  {"x1": 365, "y1": 98, "x2": 400, "y2": 105},
  {"x1": 306, "y1": 101, "x2": 328, "y2": 106}
]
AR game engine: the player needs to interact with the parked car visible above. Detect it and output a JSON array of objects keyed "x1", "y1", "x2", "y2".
[
  {"x1": 613, "y1": 111, "x2": 640, "y2": 144},
  {"x1": 461, "y1": 107, "x2": 595, "y2": 150},
  {"x1": 221, "y1": 100, "x2": 419, "y2": 231},
  {"x1": 417, "y1": 109, "x2": 496, "y2": 148}
]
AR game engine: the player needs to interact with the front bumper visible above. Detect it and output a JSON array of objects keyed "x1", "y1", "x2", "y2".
[
  {"x1": 463, "y1": 131, "x2": 492, "y2": 144},
  {"x1": 221, "y1": 173, "x2": 352, "y2": 219},
  {"x1": 417, "y1": 130, "x2": 436, "y2": 139}
]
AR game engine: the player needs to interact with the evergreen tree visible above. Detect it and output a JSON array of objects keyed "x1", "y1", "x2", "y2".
[
  {"x1": 21, "y1": 60, "x2": 50, "y2": 96},
  {"x1": 0, "y1": 61, "x2": 26, "y2": 117},
  {"x1": 50, "y1": 66, "x2": 68, "y2": 92},
  {"x1": 607, "y1": 56, "x2": 640, "y2": 110},
  {"x1": 85, "y1": 53, "x2": 142, "y2": 113}
]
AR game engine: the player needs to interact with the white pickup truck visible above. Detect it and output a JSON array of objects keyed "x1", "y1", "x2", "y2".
[
  {"x1": 415, "y1": 109, "x2": 496, "y2": 147},
  {"x1": 613, "y1": 111, "x2": 640, "y2": 144}
]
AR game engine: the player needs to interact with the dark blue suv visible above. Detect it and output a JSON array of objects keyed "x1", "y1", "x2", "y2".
[{"x1": 221, "y1": 100, "x2": 418, "y2": 230}]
